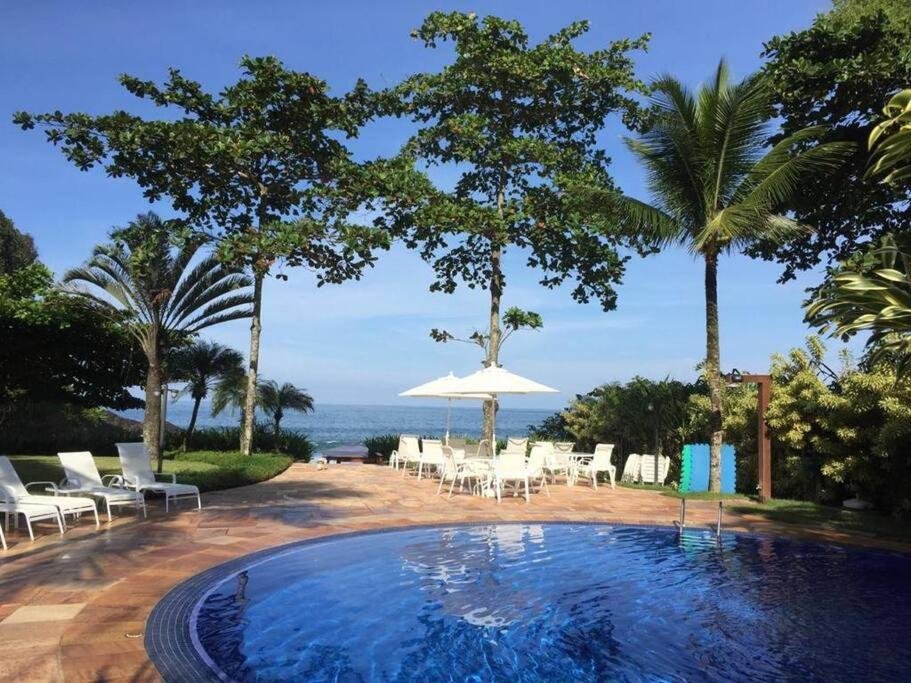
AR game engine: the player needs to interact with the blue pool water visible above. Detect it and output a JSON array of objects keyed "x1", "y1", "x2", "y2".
[{"x1": 191, "y1": 524, "x2": 911, "y2": 682}]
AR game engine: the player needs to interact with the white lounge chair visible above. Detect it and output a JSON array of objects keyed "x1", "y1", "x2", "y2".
[
  {"x1": 0, "y1": 495, "x2": 64, "y2": 545},
  {"x1": 57, "y1": 452, "x2": 147, "y2": 521},
  {"x1": 639, "y1": 454, "x2": 671, "y2": 485},
  {"x1": 573, "y1": 443, "x2": 616, "y2": 490},
  {"x1": 620, "y1": 453, "x2": 642, "y2": 483},
  {"x1": 116, "y1": 443, "x2": 202, "y2": 512},
  {"x1": 0, "y1": 456, "x2": 99, "y2": 529}
]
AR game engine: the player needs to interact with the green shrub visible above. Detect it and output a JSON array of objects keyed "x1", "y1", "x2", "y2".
[
  {"x1": 364, "y1": 434, "x2": 398, "y2": 459},
  {"x1": 0, "y1": 402, "x2": 148, "y2": 456},
  {"x1": 185, "y1": 423, "x2": 312, "y2": 461}
]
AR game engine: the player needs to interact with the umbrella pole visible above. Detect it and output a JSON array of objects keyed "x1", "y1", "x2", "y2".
[{"x1": 445, "y1": 399, "x2": 451, "y2": 445}]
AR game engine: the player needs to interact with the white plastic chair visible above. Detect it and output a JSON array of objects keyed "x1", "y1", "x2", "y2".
[
  {"x1": 620, "y1": 453, "x2": 642, "y2": 483},
  {"x1": 437, "y1": 446, "x2": 474, "y2": 498},
  {"x1": 0, "y1": 456, "x2": 99, "y2": 529},
  {"x1": 418, "y1": 439, "x2": 444, "y2": 480},
  {"x1": 503, "y1": 437, "x2": 528, "y2": 454},
  {"x1": 390, "y1": 434, "x2": 418, "y2": 471},
  {"x1": 116, "y1": 443, "x2": 201, "y2": 512},
  {"x1": 574, "y1": 443, "x2": 616, "y2": 490},
  {"x1": 57, "y1": 451, "x2": 147, "y2": 521},
  {"x1": 399, "y1": 435, "x2": 422, "y2": 476},
  {"x1": 526, "y1": 444, "x2": 551, "y2": 497},
  {"x1": 494, "y1": 452, "x2": 531, "y2": 503}
]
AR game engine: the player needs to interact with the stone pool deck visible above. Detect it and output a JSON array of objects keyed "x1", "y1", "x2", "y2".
[{"x1": 0, "y1": 462, "x2": 907, "y2": 682}]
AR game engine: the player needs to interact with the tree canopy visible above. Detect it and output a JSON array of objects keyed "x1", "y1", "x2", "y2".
[
  {"x1": 369, "y1": 12, "x2": 649, "y2": 311},
  {"x1": 0, "y1": 262, "x2": 144, "y2": 421},
  {"x1": 0, "y1": 210, "x2": 38, "y2": 274},
  {"x1": 15, "y1": 55, "x2": 390, "y2": 454},
  {"x1": 755, "y1": 0, "x2": 911, "y2": 279}
]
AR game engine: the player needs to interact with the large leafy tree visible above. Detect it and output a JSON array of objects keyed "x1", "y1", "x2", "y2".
[
  {"x1": 258, "y1": 380, "x2": 314, "y2": 440},
  {"x1": 368, "y1": 12, "x2": 648, "y2": 443},
  {"x1": 170, "y1": 340, "x2": 244, "y2": 448},
  {"x1": 755, "y1": 0, "x2": 911, "y2": 279},
  {"x1": 15, "y1": 56, "x2": 388, "y2": 456},
  {"x1": 0, "y1": 262, "x2": 143, "y2": 427},
  {"x1": 620, "y1": 61, "x2": 852, "y2": 492},
  {"x1": 0, "y1": 210, "x2": 37, "y2": 274},
  {"x1": 64, "y1": 213, "x2": 254, "y2": 469}
]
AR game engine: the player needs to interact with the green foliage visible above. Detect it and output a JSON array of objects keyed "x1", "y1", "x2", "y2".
[
  {"x1": 765, "y1": 337, "x2": 911, "y2": 515},
  {"x1": 0, "y1": 403, "x2": 144, "y2": 456},
  {"x1": 868, "y1": 89, "x2": 911, "y2": 185},
  {"x1": 170, "y1": 340, "x2": 244, "y2": 445},
  {"x1": 363, "y1": 433, "x2": 399, "y2": 460},
  {"x1": 431, "y1": 306, "x2": 543, "y2": 356},
  {"x1": 64, "y1": 212, "x2": 254, "y2": 466},
  {"x1": 184, "y1": 424, "x2": 312, "y2": 461},
  {"x1": 527, "y1": 412, "x2": 571, "y2": 441},
  {"x1": 757, "y1": 0, "x2": 911, "y2": 278},
  {"x1": 365, "y1": 10, "x2": 649, "y2": 324},
  {"x1": 619, "y1": 59, "x2": 852, "y2": 491},
  {"x1": 561, "y1": 376, "x2": 704, "y2": 484},
  {"x1": 13, "y1": 56, "x2": 387, "y2": 277},
  {"x1": 65, "y1": 213, "x2": 254, "y2": 359},
  {"x1": 257, "y1": 380, "x2": 314, "y2": 437},
  {"x1": 0, "y1": 210, "x2": 37, "y2": 274},
  {"x1": 0, "y1": 262, "x2": 143, "y2": 419},
  {"x1": 807, "y1": 235, "x2": 911, "y2": 374}
]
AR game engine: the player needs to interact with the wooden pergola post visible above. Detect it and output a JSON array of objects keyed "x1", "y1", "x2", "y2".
[{"x1": 742, "y1": 373, "x2": 772, "y2": 503}]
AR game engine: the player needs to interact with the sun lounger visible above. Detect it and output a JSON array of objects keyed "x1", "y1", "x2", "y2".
[
  {"x1": 0, "y1": 494, "x2": 64, "y2": 545},
  {"x1": 57, "y1": 451, "x2": 147, "y2": 521},
  {"x1": 0, "y1": 456, "x2": 99, "y2": 530},
  {"x1": 115, "y1": 443, "x2": 202, "y2": 512}
]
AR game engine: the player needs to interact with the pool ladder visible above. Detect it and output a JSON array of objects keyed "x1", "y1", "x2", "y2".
[{"x1": 674, "y1": 498, "x2": 724, "y2": 538}]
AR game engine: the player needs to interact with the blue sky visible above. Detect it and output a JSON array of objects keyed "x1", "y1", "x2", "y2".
[{"x1": 3, "y1": 0, "x2": 853, "y2": 409}]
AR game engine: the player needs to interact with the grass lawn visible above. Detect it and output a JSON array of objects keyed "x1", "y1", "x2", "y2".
[
  {"x1": 620, "y1": 482, "x2": 911, "y2": 542},
  {"x1": 8, "y1": 450, "x2": 292, "y2": 493}
]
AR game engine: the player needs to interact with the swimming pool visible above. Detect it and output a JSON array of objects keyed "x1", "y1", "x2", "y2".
[{"x1": 147, "y1": 524, "x2": 911, "y2": 681}]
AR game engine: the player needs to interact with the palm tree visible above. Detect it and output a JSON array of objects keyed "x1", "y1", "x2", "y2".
[
  {"x1": 170, "y1": 340, "x2": 244, "y2": 449},
  {"x1": 211, "y1": 365, "x2": 249, "y2": 425},
  {"x1": 620, "y1": 61, "x2": 852, "y2": 492},
  {"x1": 64, "y1": 212, "x2": 254, "y2": 470},
  {"x1": 258, "y1": 380, "x2": 314, "y2": 440}
]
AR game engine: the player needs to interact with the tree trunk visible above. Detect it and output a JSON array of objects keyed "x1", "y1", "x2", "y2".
[
  {"x1": 241, "y1": 270, "x2": 264, "y2": 455},
  {"x1": 183, "y1": 396, "x2": 202, "y2": 451},
  {"x1": 483, "y1": 244, "x2": 503, "y2": 446},
  {"x1": 143, "y1": 356, "x2": 162, "y2": 472},
  {"x1": 704, "y1": 249, "x2": 723, "y2": 493}
]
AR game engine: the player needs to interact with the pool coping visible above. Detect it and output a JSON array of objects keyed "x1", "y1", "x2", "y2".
[{"x1": 144, "y1": 519, "x2": 910, "y2": 682}]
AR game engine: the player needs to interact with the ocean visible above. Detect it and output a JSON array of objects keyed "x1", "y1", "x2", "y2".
[{"x1": 117, "y1": 401, "x2": 556, "y2": 453}]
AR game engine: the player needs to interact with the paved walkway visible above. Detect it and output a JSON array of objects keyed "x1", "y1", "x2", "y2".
[{"x1": 0, "y1": 463, "x2": 906, "y2": 682}]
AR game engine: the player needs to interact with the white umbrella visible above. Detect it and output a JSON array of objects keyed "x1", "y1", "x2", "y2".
[
  {"x1": 399, "y1": 372, "x2": 491, "y2": 443},
  {"x1": 445, "y1": 366, "x2": 558, "y2": 449}
]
